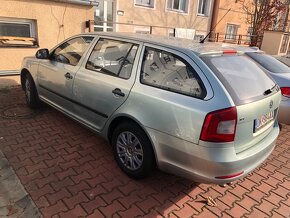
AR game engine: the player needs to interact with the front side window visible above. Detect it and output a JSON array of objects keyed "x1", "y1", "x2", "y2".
[
  {"x1": 51, "y1": 37, "x2": 93, "y2": 66},
  {"x1": 86, "y1": 38, "x2": 138, "y2": 79},
  {"x1": 167, "y1": 0, "x2": 188, "y2": 13},
  {"x1": 197, "y1": 0, "x2": 208, "y2": 15},
  {"x1": 140, "y1": 47, "x2": 206, "y2": 99},
  {"x1": 225, "y1": 24, "x2": 239, "y2": 40},
  {"x1": 0, "y1": 18, "x2": 37, "y2": 47},
  {"x1": 134, "y1": 0, "x2": 154, "y2": 8}
]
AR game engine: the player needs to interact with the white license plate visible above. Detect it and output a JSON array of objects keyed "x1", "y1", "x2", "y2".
[{"x1": 254, "y1": 111, "x2": 274, "y2": 132}]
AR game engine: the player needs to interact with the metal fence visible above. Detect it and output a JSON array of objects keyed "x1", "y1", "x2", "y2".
[{"x1": 209, "y1": 33, "x2": 263, "y2": 47}]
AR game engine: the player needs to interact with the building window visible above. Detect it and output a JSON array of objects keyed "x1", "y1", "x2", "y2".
[
  {"x1": 197, "y1": 0, "x2": 209, "y2": 15},
  {"x1": 0, "y1": 18, "x2": 37, "y2": 47},
  {"x1": 167, "y1": 0, "x2": 188, "y2": 13},
  {"x1": 134, "y1": 0, "x2": 154, "y2": 8},
  {"x1": 280, "y1": 34, "x2": 289, "y2": 54},
  {"x1": 246, "y1": 26, "x2": 253, "y2": 43},
  {"x1": 225, "y1": 24, "x2": 239, "y2": 40}
]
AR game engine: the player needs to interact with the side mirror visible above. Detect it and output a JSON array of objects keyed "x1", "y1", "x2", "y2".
[{"x1": 36, "y1": 49, "x2": 49, "y2": 59}]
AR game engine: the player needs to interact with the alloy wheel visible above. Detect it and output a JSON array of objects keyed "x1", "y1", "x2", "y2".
[{"x1": 116, "y1": 131, "x2": 144, "y2": 170}]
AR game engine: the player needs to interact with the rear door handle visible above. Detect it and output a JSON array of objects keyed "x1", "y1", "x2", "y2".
[
  {"x1": 64, "y1": 72, "x2": 73, "y2": 80},
  {"x1": 112, "y1": 88, "x2": 125, "y2": 97}
]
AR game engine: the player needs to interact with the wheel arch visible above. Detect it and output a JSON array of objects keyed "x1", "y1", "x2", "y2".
[{"x1": 107, "y1": 115, "x2": 158, "y2": 165}]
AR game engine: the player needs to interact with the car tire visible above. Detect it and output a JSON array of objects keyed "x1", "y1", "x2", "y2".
[
  {"x1": 24, "y1": 74, "x2": 41, "y2": 109},
  {"x1": 112, "y1": 122, "x2": 155, "y2": 179}
]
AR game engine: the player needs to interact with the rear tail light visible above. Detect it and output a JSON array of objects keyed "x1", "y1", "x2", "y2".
[
  {"x1": 281, "y1": 87, "x2": 290, "y2": 98},
  {"x1": 200, "y1": 107, "x2": 237, "y2": 142}
]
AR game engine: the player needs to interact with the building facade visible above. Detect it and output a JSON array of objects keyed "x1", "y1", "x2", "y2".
[
  {"x1": 0, "y1": 0, "x2": 218, "y2": 75},
  {"x1": 0, "y1": 0, "x2": 94, "y2": 74},
  {"x1": 210, "y1": 0, "x2": 251, "y2": 43},
  {"x1": 210, "y1": 0, "x2": 290, "y2": 47},
  {"x1": 93, "y1": 0, "x2": 214, "y2": 40}
]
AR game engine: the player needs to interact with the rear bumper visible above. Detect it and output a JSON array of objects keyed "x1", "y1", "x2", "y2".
[
  {"x1": 278, "y1": 98, "x2": 290, "y2": 124},
  {"x1": 146, "y1": 123, "x2": 279, "y2": 184}
]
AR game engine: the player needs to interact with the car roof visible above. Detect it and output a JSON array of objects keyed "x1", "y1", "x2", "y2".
[{"x1": 81, "y1": 32, "x2": 255, "y2": 55}]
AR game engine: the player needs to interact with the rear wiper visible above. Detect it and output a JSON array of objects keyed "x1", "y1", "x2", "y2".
[{"x1": 264, "y1": 84, "x2": 276, "y2": 96}]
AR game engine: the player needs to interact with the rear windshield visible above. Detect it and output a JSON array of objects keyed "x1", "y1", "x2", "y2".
[
  {"x1": 202, "y1": 55, "x2": 276, "y2": 105},
  {"x1": 246, "y1": 52, "x2": 290, "y2": 74}
]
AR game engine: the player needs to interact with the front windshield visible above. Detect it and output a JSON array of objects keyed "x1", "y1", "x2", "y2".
[{"x1": 247, "y1": 52, "x2": 290, "y2": 74}]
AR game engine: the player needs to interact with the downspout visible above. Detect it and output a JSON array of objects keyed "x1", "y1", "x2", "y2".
[{"x1": 209, "y1": 0, "x2": 220, "y2": 41}]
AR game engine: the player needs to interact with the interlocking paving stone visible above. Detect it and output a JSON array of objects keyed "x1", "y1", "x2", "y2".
[{"x1": 0, "y1": 85, "x2": 289, "y2": 217}]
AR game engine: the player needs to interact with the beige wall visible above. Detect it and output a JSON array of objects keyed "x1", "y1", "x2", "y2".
[
  {"x1": 261, "y1": 32, "x2": 282, "y2": 55},
  {"x1": 0, "y1": 0, "x2": 94, "y2": 71},
  {"x1": 261, "y1": 31, "x2": 284, "y2": 55},
  {"x1": 116, "y1": 0, "x2": 213, "y2": 36}
]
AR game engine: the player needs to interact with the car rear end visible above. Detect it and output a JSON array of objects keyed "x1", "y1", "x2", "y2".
[
  {"x1": 279, "y1": 87, "x2": 290, "y2": 124},
  {"x1": 194, "y1": 49, "x2": 281, "y2": 184},
  {"x1": 245, "y1": 52, "x2": 290, "y2": 124}
]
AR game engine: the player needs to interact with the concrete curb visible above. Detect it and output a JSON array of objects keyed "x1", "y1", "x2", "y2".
[{"x1": 0, "y1": 151, "x2": 42, "y2": 218}]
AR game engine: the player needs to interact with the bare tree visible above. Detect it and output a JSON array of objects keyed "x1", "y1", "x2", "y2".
[{"x1": 240, "y1": 0, "x2": 286, "y2": 46}]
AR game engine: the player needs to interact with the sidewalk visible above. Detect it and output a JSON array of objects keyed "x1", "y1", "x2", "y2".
[
  {"x1": 0, "y1": 76, "x2": 21, "y2": 89},
  {"x1": 0, "y1": 150, "x2": 41, "y2": 217}
]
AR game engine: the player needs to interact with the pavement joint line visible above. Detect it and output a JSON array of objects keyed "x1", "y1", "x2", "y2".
[{"x1": 272, "y1": 201, "x2": 290, "y2": 218}]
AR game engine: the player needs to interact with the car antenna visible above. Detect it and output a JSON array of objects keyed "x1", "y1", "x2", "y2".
[{"x1": 200, "y1": 8, "x2": 231, "y2": 43}]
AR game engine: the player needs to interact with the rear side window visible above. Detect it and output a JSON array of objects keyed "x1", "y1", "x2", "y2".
[
  {"x1": 86, "y1": 38, "x2": 138, "y2": 79},
  {"x1": 202, "y1": 55, "x2": 276, "y2": 105},
  {"x1": 140, "y1": 47, "x2": 206, "y2": 99},
  {"x1": 246, "y1": 52, "x2": 290, "y2": 74}
]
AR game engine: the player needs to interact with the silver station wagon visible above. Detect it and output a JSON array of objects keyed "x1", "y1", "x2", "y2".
[{"x1": 21, "y1": 33, "x2": 281, "y2": 184}]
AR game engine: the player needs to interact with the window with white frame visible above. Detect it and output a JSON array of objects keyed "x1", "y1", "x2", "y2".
[
  {"x1": 197, "y1": 0, "x2": 209, "y2": 15},
  {"x1": 225, "y1": 24, "x2": 239, "y2": 40},
  {"x1": 134, "y1": 0, "x2": 154, "y2": 8},
  {"x1": 167, "y1": 0, "x2": 188, "y2": 13},
  {"x1": 0, "y1": 18, "x2": 37, "y2": 47}
]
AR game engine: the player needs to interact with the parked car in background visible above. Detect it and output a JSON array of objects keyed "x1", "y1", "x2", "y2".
[
  {"x1": 20, "y1": 33, "x2": 280, "y2": 184},
  {"x1": 244, "y1": 51, "x2": 290, "y2": 124}
]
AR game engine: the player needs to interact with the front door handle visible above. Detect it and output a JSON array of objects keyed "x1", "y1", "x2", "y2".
[
  {"x1": 112, "y1": 88, "x2": 125, "y2": 97},
  {"x1": 64, "y1": 72, "x2": 73, "y2": 80}
]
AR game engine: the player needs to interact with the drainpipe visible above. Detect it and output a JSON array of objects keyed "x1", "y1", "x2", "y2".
[
  {"x1": 52, "y1": 0, "x2": 99, "y2": 6},
  {"x1": 209, "y1": 0, "x2": 220, "y2": 41}
]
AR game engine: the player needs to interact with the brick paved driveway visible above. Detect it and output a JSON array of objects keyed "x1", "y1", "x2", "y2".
[{"x1": 0, "y1": 86, "x2": 289, "y2": 218}]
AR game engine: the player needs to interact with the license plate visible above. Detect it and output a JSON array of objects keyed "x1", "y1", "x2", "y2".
[{"x1": 254, "y1": 111, "x2": 274, "y2": 132}]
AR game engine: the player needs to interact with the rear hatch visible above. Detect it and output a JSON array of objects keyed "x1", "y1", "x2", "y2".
[{"x1": 201, "y1": 52, "x2": 281, "y2": 153}]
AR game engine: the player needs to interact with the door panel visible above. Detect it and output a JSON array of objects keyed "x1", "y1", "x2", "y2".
[
  {"x1": 72, "y1": 38, "x2": 142, "y2": 130},
  {"x1": 38, "y1": 60, "x2": 77, "y2": 111},
  {"x1": 37, "y1": 36, "x2": 94, "y2": 112}
]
